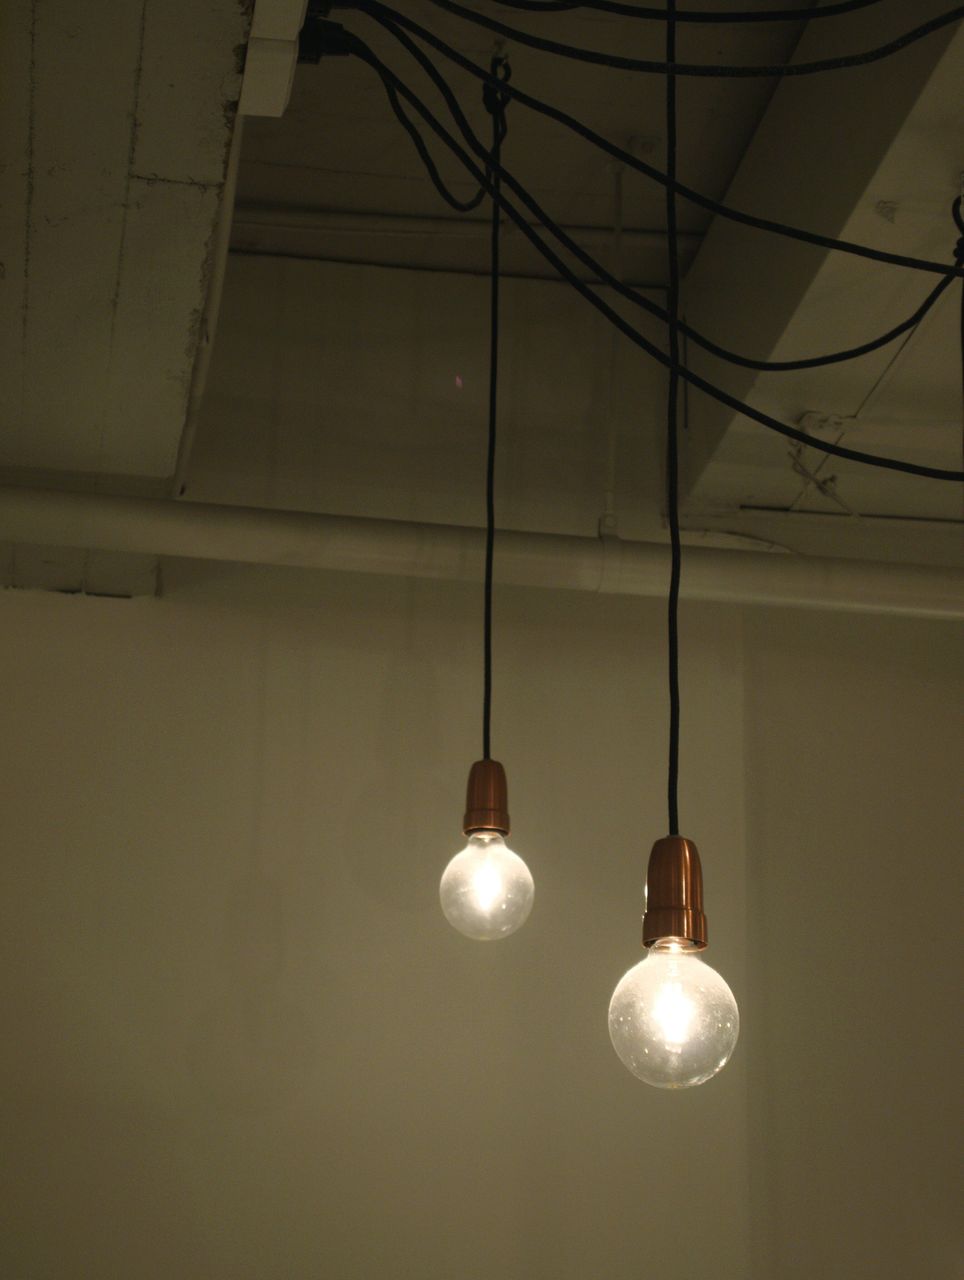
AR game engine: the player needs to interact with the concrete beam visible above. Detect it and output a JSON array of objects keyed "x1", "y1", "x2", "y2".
[
  {"x1": 681, "y1": 1, "x2": 962, "y2": 498},
  {"x1": 0, "y1": 0, "x2": 249, "y2": 481}
]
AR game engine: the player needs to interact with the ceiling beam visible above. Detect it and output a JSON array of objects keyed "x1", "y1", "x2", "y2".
[
  {"x1": 680, "y1": 1, "x2": 962, "y2": 499},
  {"x1": 0, "y1": 0, "x2": 249, "y2": 485}
]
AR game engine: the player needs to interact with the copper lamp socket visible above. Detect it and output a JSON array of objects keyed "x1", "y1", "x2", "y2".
[
  {"x1": 642, "y1": 835, "x2": 708, "y2": 948},
  {"x1": 462, "y1": 759, "x2": 510, "y2": 835}
]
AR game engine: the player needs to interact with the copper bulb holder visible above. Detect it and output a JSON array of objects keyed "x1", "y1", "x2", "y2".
[
  {"x1": 642, "y1": 835, "x2": 708, "y2": 948},
  {"x1": 462, "y1": 759, "x2": 510, "y2": 835}
]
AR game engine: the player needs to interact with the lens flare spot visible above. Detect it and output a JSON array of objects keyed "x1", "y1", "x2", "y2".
[
  {"x1": 652, "y1": 981, "x2": 696, "y2": 1046},
  {"x1": 471, "y1": 859, "x2": 504, "y2": 913}
]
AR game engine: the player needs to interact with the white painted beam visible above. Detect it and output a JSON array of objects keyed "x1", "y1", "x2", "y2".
[
  {"x1": 681, "y1": 0, "x2": 962, "y2": 499},
  {"x1": 0, "y1": 0, "x2": 249, "y2": 482}
]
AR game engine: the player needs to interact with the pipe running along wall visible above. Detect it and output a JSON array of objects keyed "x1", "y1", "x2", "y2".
[{"x1": 0, "y1": 486, "x2": 960, "y2": 619}]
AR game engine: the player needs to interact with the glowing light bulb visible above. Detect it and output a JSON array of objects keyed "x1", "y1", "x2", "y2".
[
  {"x1": 439, "y1": 830, "x2": 533, "y2": 941},
  {"x1": 608, "y1": 939, "x2": 739, "y2": 1088}
]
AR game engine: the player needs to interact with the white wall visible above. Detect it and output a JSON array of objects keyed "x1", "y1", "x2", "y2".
[
  {"x1": 3, "y1": 223, "x2": 962, "y2": 1271},
  {"x1": 0, "y1": 564, "x2": 750, "y2": 1280},
  {"x1": 1, "y1": 565, "x2": 958, "y2": 1277},
  {"x1": 742, "y1": 608, "x2": 963, "y2": 1279}
]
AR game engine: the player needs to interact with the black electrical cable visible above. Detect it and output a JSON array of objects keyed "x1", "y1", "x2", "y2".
[
  {"x1": 353, "y1": 38, "x2": 964, "y2": 481},
  {"x1": 488, "y1": 0, "x2": 886, "y2": 21},
  {"x1": 353, "y1": 2, "x2": 964, "y2": 281},
  {"x1": 679, "y1": 272, "x2": 957, "y2": 371},
  {"x1": 359, "y1": 13, "x2": 963, "y2": 375},
  {"x1": 481, "y1": 58, "x2": 510, "y2": 761},
  {"x1": 360, "y1": 0, "x2": 964, "y2": 278},
  {"x1": 347, "y1": 39, "x2": 964, "y2": 482},
  {"x1": 405, "y1": 0, "x2": 963, "y2": 78},
  {"x1": 664, "y1": 0, "x2": 681, "y2": 837},
  {"x1": 379, "y1": 75, "x2": 487, "y2": 211},
  {"x1": 956, "y1": 196, "x2": 964, "y2": 467}
]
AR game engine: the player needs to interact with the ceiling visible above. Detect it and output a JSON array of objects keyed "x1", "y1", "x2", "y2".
[
  {"x1": 234, "y1": 1, "x2": 803, "y2": 277},
  {"x1": 1, "y1": 0, "x2": 962, "y2": 588}
]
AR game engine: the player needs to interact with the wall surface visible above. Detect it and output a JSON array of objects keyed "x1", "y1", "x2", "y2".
[
  {"x1": 0, "y1": 567, "x2": 958, "y2": 1278},
  {"x1": 742, "y1": 608, "x2": 963, "y2": 1279},
  {"x1": 0, "y1": 565, "x2": 749, "y2": 1280}
]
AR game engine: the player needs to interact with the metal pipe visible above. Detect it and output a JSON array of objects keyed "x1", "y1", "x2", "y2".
[{"x1": 0, "y1": 485, "x2": 960, "y2": 618}]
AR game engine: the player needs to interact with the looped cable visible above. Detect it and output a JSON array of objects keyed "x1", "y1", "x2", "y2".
[
  {"x1": 483, "y1": 54, "x2": 511, "y2": 113},
  {"x1": 483, "y1": 54, "x2": 512, "y2": 148}
]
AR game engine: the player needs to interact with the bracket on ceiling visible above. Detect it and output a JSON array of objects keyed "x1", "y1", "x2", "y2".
[{"x1": 238, "y1": 0, "x2": 311, "y2": 117}]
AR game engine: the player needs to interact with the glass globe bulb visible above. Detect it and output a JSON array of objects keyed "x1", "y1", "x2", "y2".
[
  {"x1": 439, "y1": 830, "x2": 533, "y2": 941},
  {"x1": 608, "y1": 939, "x2": 739, "y2": 1088}
]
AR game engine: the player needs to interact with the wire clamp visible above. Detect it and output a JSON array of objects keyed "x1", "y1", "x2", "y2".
[{"x1": 483, "y1": 54, "x2": 512, "y2": 120}]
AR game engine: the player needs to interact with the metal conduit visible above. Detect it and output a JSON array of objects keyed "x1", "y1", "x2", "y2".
[{"x1": 0, "y1": 485, "x2": 960, "y2": 618}]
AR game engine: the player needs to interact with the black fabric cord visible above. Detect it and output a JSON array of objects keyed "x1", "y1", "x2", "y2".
[
  {"x1": 409, "y1": 0, "x2": 963, "y2": 78},
  {"x1": 681, "y1": 273, "x2": 957, "y2": 371},
  {"x1": 348, "y1": 41, "x2": 964, "y2": 483},
  {"x1": 665, "y1": 0, "x2": 681, "y2": 837},
  {"x1": 377, "y1": 74, "x2": 486, "y2": 211},
  {"x1": 352, "y1": 3, "x2": 964, "y2": 282},
  {"x1": 956, "y1": 197, "x2": 964, "y2": 468},
  {"x1": 482, "y1": 58, "x2": 510, "y2": 761},
  {"x1": 362, "y1": 17, "x2": 963, "y2": 378},
  {"x1": 472, "y1": 0, "x2": 885, "y2": 21}
]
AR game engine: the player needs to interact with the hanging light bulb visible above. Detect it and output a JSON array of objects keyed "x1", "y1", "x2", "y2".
[
  {"x1": 439, "y1": 65, "x2": 531, "y2": 943},
  {"x1": 440, "y1": 760, "x2": 533, "y2": 941},
  {"x1": 607, "y1": 6, "x2": 738, "y2": 1089},
  {"x1": 608, "y1": 837, "x2": 738, "y2": 1088}
]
